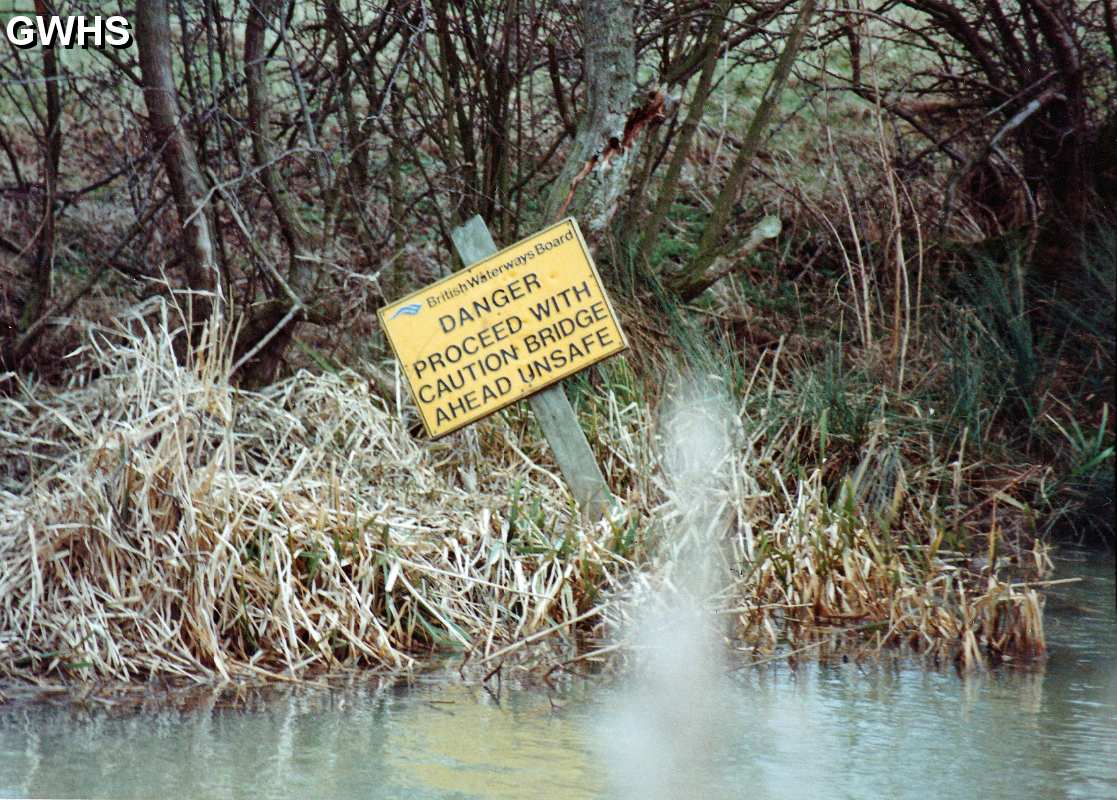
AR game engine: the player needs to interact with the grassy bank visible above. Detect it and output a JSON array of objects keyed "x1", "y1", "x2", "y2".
[{"x1": 1, "y1": 287, "x2": 1068, "y2": 687}]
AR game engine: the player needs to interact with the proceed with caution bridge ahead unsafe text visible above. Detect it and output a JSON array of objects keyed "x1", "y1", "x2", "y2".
[{"x1": 379, "y1": 218, "x2": 628, "y2": 438}]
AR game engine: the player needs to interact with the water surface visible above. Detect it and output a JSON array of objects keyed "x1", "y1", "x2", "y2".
[{"x1": 2, "y1": 553, "x2": 1113, "y2": 799}]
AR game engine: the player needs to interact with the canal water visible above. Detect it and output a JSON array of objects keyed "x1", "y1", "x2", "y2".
[{"x1": 2, "y1": 551, "x2": 1114, "y2": 800}]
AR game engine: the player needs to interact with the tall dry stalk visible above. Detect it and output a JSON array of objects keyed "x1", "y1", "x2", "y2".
[{"x1": 1, "y1": 299, "x2": 1053, "y2": 685}]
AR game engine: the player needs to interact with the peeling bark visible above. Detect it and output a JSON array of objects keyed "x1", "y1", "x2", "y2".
[{"x1": 543, "y1": 0, "x2": 638, "y2": 238}]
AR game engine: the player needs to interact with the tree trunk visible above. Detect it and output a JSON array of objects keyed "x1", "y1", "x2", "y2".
[
  {"x1": 238, "y1": 0, "x2": 314, "y2": 384},
  {"x1": 636, "y1": 0, "x2": 730, "y2": 269},
  {"x1": 5, "y1": 1, "x2": 62, "y2": 367},
  {"x1": 1029, "y1": 0, "x2": 1094, "y2": 286},
  {"x1": 135, "y1": 0, "x2": 219, "y2": 326},
  {"x1": 669, "y1": 0, "x2": 816, "y2": 300},
  {"x1": 542, "y1": 0, "x2": 637, "y2": 238},
  {"x1": 246, "y1": 0, "x2": 311, "y2": 283}
]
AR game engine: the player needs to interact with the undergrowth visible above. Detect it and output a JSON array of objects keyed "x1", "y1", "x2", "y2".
[{"x1": 0, "y1": 291, "x2": 1064, "y2": 687}]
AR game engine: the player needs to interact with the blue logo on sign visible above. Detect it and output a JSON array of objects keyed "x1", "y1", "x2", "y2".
[{"x1": 389, "y1": 303, "x2": 422, "y2": 320}]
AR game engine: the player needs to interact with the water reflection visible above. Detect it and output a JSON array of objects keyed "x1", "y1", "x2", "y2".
[{"x1": 1, "y1": 555, "x2": 1113, "y2": 800}]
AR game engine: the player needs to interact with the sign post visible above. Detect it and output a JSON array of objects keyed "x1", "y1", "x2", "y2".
[{"x1": 378, "y1": 215, "x2": 620, "y2": 519}]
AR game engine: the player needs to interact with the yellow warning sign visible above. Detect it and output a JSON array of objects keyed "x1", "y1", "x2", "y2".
[{"x1": 378, "y1": 218, "x2": 628, "y2": 438}]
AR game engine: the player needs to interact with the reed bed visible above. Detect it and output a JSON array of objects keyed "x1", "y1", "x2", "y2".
[
  {"x1": 591, "y1": 369, "x2": 1050, "y2": 674},
  {"x1": 0, "y1": 300, "x2": 1051, "y2": 686}
]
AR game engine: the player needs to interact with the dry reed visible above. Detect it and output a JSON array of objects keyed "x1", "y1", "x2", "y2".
[{"x1": 0, "y1": 298, "x2": 1050, "y2": 687}]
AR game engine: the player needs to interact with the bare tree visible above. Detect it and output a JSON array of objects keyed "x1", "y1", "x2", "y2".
[
  {"x1": 669, "y1": 0, "x2": 817, "y2": 300},
  {"x1": 136, "y1": 0, "x2": 219, "y2": 326},
  {"x1": 542, "y1": 0, "x2": 639, "y2": 235}
]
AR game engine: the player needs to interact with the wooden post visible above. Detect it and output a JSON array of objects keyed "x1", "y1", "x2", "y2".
[{"x1": 450, "y1": 215, "x2": 614, "y2": 519}]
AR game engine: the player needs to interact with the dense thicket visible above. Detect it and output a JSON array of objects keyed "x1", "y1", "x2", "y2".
[
  {"x1": 1, "y1": 1, "x2": 1113, "y2": 538},
  {"x1": 1, "y1": 1, "x2": 1113, "y2": 684}
]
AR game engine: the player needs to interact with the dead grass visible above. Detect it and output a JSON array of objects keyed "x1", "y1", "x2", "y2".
[
  {"x1": 0, "y1": 297, "x2": 1052, "y2": 688},
  {"x1": 0, "y1": 299, "x2": 634, "y2": 684},
  {"x1": 589, "y1": 368, "x2": 1051, "y2": 675}
]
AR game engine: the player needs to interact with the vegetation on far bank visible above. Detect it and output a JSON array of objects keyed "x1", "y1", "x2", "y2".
[{"x1": 0, "y1": 0, "x2": 1113, "y2": 686}]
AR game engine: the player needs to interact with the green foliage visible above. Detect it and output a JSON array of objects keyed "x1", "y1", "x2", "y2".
[
  {"x1": 296, "y1": 545, "x2": 327, "y2": 582},
  {"x1": 941, "y1": 254, "x2": 1039, "y2": 442},
  {"x1": 798, "y1": 346, "x2": 877, "y2": 453},
  {"x1": 647, "y1": 201, "x2": 705, "y2": 265},
  {"x1": 943, "y1": 317, "x2": 1002, "y2": 444},
  {"x1": 1041, "y1": 403, "x2": 1115, "y2": 542},
  {"x1": 507, "y1": 479, "x2": 572, "y2": 556},
  {"x1": 659, "y1": 287, "x2": 750, "y2": 398},
  {"x1": 608, "y1": 513, "x2": 641, "y2": 559},
  {"x1": 968, "y1": 256, "x2": 1037, "y2": 412},
  {"x1": 1050, "y1": 228, "x2": 1116, "y2": 384}
]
